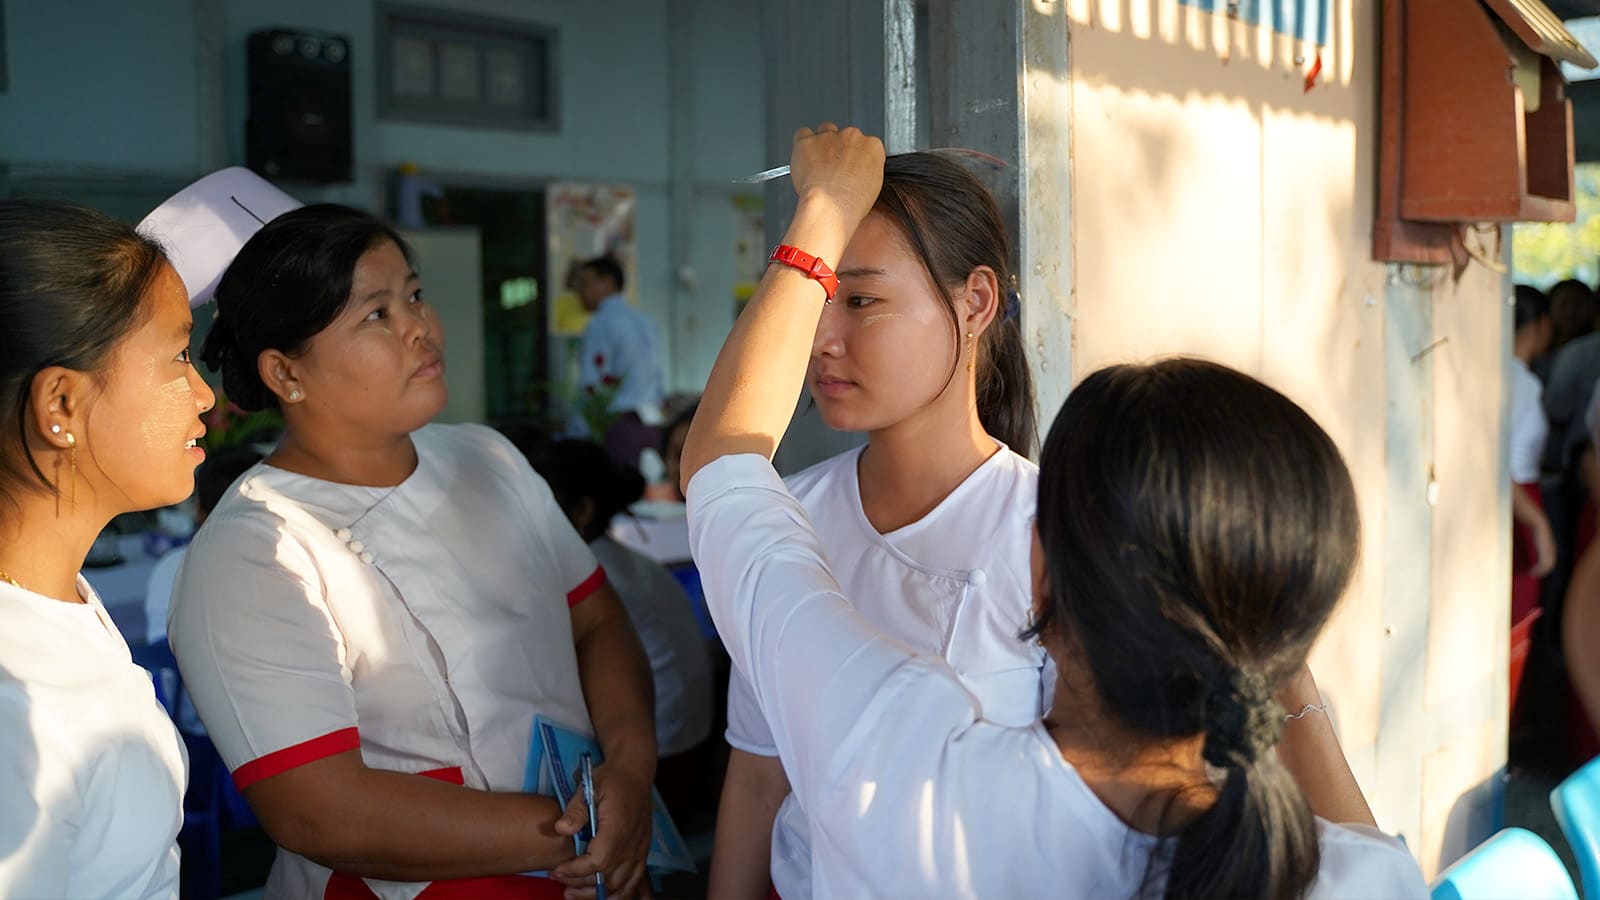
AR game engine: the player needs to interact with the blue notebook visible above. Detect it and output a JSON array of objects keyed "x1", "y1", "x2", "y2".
[{"x1": 523, "y1": 716, "x2": 695, "y2": 873}]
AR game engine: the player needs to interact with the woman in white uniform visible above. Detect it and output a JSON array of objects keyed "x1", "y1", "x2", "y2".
[
  {"x1": 0, "y1": 201, "x2": 214, "y2": 897},
  {"x1": 682, "y1": 125, "x2": 1427, "y2": 898},
  {"x1": 162, "y1": 199, "x2": 657, "y2": 900},
  {"x1": 710, "y1": 149, "x2": 1051, "y2": 899}
]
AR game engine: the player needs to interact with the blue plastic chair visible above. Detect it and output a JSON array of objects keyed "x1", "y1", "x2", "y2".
[
  {"x1": 1552, "y1": 756, "x2": 1600, "y2": 899},
  {"x1": 1431, "y1": 827, "x2": 1578, "y2": 900},
  {"x1": 131, "y1": 639, "x2": 240, "y2": 900}
]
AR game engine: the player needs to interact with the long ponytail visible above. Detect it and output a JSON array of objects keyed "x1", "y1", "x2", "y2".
[
  {"x1": 1154, "y1": 670, "x2": 1320, "y2": 898},
  {"x1": 1032, "y1": 359, "x2": 1363, "y2": 899},
  {"x1": 976, "y1": 285, "x2": 1037, "y2": 456}
]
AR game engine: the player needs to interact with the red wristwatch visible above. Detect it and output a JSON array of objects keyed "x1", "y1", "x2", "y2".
[{"x1": 768, "y1": 244, "x2": 839, "y2": 303}]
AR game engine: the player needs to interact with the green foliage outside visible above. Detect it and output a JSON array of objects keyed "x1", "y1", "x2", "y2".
[{"x1": 1514, "y1": 164, "x2": 1600, "y2": 288}]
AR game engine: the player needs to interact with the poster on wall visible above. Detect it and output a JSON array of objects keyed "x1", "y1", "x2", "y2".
[
  {"x1": 546, "y1": 183, "x2": 638, "y2": 337},
  {"x1": 545, "y1": 183, "x2": 637, "y2": 429}
]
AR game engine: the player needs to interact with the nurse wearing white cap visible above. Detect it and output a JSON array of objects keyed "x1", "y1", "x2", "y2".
[
  {"x1": 0, "y1": 199, "x2": 215, "y2": 896},
  {"x1": 146, "y1": 170, "x2": 657, "y2": 900}
]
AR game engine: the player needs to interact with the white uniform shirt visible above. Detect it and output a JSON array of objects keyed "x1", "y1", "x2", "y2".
[
  {"x1": 1511, "y1": 357, "x2": 1548, "y2": 484},
  {"x1": 589, "y1": 536, "x2": 713, "y2": 756},
  {"x1": 0, "y1": 578, "x2": 185, "y2": 899},
  {"x1": 724, "y1": 444, "x2": 1051, "y2": 898},
  {"x1": 579, "y1": 293, "x2": 666, "y2": 424},
  {"x1": 170, "y1": 424, "x2": 604, "y2": 900},
  {"x1": 689, "y1": 455, "x2": 1429, "y2": 900}
]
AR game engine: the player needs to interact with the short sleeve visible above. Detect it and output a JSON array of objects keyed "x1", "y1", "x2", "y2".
[
  {"x1": 0, "y1": 684, "x2": 69, "y2": 898},
  {"x1": 724, "y1": 666, "x2": 779, "y2": 756},
  {"x1": 1311, "y1": 822, "x2": 1429, "y2": 899},
  {"x1": 169, "y1": 511, "x2": 361, "y2": 790}
]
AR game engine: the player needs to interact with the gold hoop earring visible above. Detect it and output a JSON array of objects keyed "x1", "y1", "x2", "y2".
[{"x1": 966, "y1": 332, "x2": 976, "y2": 375}]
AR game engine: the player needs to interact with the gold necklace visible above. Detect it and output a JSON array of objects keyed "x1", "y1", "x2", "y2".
[{"x1": 0, "y1": 568, "x2": 24, "y2": 591}]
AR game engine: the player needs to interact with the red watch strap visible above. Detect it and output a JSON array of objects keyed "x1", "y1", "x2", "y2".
[{"x1": 768, "y1": 244, "x2": 839, "y2": 302}]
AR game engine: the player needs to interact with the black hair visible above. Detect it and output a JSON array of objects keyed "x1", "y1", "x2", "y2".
[
  {"x1": 1030, "y1": 358, "x2": 1360, "y2": 899},
  {"x1": 1513, "y1": 284, "x2": 1551, "y2": 334},
  {"x1": 195, "y1": 446, "x2": 264, "y2": 515},
  {"x1": 1549, "y1": 278, "x2": 1598, "y2": 349},
  {"x1": 199, "y1": 204, "x2": 413, "y2": 411},
  {"x1": 0, "y1": 199, "x2": 169, "y2": 497},
  {"x1": 661, "y1": 402, "x2": 698, "y2": 455},
  {"x1": 580, "y1": 255, "x2": 626, "y2": 293},
  {"x1": 516, "y1": 436, "x2": 644, "y2": 542},
  {"x1": 875, "y1": 153, "x2": 1037, "y2": 455}
]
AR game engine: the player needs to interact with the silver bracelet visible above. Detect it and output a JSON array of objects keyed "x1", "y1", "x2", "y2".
[{"x1": 1285, "y1": 702, "x2": 1329, "y2": 721}]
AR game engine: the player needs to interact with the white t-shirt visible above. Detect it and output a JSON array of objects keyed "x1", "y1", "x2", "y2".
[
  {"x1": 723, "y1": 444, "x2": 1050, "y2": 897},
  {"x1": 170, "y1": 424, "x2": 605, "y2": 900},
  {"x1": 0, "y1": 578, "x2": 186, "y2": 899},
  {"x1": 589, "y1": 536, "x2": 713, "y2": 756},
  {"x1": 688, "y1": 455, "x2": 1429, "y2": 900},
  {"x1": 1511, "y1": 358, "x2": 1548, "y2": 484}
]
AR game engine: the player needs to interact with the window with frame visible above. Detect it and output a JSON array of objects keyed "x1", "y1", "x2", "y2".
[{"x1": 376, "y1": 3, "x2": 557, "y2": 131}]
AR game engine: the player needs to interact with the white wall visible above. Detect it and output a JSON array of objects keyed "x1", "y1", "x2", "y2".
[
  {"x1": 0, "y1": 0, "x2": 764, "y2": 400},
  {"x1": 1063, "y1": 0, "x2": 1510, "y2": 875},
  {"x1": 0, "y1": 1, "x2": 202, "y2": 177}
]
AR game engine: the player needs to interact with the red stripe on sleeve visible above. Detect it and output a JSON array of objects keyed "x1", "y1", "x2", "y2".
[
  {"x1": 232, "y1": 727, "x2": 361, "y2": 791},
  {"x1": 567, "y1": 566, "x2": 605, "y2": 608},
  {"x1": 416, "y1": 766, "x2": 465, "y2": 785}
]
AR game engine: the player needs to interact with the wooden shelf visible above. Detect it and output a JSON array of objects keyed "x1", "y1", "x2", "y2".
[{"x1": 1374, "y1": 0, "x2": 1593, "y2": 262}]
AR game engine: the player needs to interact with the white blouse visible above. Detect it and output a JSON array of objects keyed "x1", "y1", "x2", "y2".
[
  {"x1": 0, "y1": 578, "x2": 185, "y2": 899},
  {"x1": 170, "y1": 424, "x2": 604, "y2": 900},
  {"x1": 1510, "y1": 358, "x2": 1548, "y2": 484},
  {"x1": 688, "y1": 455, "x2": 1429, "y2": 900},
  {"x1": 723, "y1": 443, "x2": 1049, "y2": 897}
]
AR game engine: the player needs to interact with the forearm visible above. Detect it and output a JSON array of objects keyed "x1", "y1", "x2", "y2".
[
  {"x1": 1275, "y1": 665, "x2": 1377, "y2": 828},
  {"x1": 681, "y1": 195, "x2": 856, "y2": 489},
  {"x1": 255, "y1": 765, "x2": 575, "y2": 881},
  {"x1": 1511, "y1": 480, "x2": 1549, "y2": 531},
  {"x1": 578, "y1": 611, "x2": 658, "y2": 780},
  {"x1": 1565, "y1": 553, "x2": 1600, "y2": 724},
  {"x1": 708, "y1": 750, "x2": 789, "y2": 899}
]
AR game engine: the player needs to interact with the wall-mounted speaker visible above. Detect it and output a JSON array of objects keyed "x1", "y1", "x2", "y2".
[{"x1": 246, "y1": 29, "x2": 353, "y2": 183}]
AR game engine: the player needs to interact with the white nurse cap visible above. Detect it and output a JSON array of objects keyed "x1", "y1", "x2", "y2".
[{"x1": 138, "y1": 167, "x2": 303, "y2": 308}]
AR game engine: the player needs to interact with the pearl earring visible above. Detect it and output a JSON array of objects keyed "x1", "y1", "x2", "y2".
[
  {"x1": 50, "y1": 424, "x2": 61, "y2": 434},
  {"x1": 288, "y1": 390, "x2": 302, "y2": 402}
]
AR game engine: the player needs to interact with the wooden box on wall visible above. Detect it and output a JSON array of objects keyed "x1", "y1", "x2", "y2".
[{"x1": 1374, "y1": 0, "x2": 1595, "y2": 263}]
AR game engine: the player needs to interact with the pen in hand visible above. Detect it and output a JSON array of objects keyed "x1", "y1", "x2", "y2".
[{"x1": 580, "y1": 753, "x2": 605, "y2": 900}]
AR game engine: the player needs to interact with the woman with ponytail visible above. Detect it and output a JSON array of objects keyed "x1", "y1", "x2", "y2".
[
  {"x1": 687, "y1": 125, "x2": 1425, "y2": 897},
  {"x1": 710, "y1": 151, "x2": 1051, "y2": 898}
]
